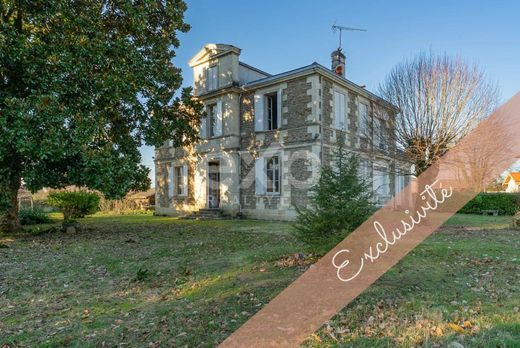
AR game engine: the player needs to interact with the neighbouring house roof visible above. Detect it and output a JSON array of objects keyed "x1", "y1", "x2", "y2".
[
  {"x1": 126, "y1": 188, "x2": 155, "y2": 200},
  {"x1": 502, "y1": 172, "x2": 520, "y2": 186}
]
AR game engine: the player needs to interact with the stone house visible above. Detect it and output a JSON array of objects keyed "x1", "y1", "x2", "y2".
[{"x1": 154, "y1": 43, "x2": 411, "y2": 220}]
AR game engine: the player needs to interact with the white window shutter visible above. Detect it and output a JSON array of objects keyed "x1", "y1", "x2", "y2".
[
  {"x1": 334, "y1": 92, "x2": 340, "y2": 129},
  {"x1": 200, "y1": 106, "x2": 207, "y2": 139},
  {"x1": 215, "y1": 99, "x2": 223, "y2": 136},
  {"x1": 340, "y1": 93, "x2": 346, "y2": 130},
  {"x1": 183, "y1": 165, "x2": 188, "y2": 195},
  {"x1": 277, "y1": 89, "x2": 282, "y2": 129},
  {"x1": 254, "y1": 93, "x2": 264, "y2": 132},
  {"x1": 212, "y1": 66, "x2": 218, "y2": 89},
  {"x1": 334, "y1": 91, "x2": 346, "y2": 130},
  {"x1": 254, "y1": 157, "x2": 265, "y2": 195},
  {"x1": 168, "y1": 164, "x2": 174, "y2": 198}
]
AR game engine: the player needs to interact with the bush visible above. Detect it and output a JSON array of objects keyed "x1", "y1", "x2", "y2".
[
  {"x1": 293, "y1": 141, "x2": 375, "y2": 255},
  {"x1": 459, "y1": 192, "x2": 520, "y2": 215},
  {"x1": 47, "y1": 191, "x2": 100, "y2": 221},
  {"x1": 19, "y1": 207, "x2": 52, "y2": 225}
]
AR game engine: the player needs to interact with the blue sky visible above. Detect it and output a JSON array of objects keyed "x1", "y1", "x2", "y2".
[{"x1": 141, "y1": 0, "x2": 520, "y2": 185}]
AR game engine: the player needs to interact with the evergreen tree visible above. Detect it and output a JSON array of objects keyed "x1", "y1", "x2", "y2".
[{"x1": 293, "y1": 141, "x2": 375, "y2": 255}]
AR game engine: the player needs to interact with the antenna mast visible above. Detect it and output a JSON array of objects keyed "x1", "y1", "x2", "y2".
[{"x1": 332, "y1": 24, "x2": 367, "y2": 51}]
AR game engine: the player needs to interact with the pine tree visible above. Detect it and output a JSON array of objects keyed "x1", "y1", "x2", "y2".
[{"x1": 293, "y1": 140, "x2": 375, "y2": 255}]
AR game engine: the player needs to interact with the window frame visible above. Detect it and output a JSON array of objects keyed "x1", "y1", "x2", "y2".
[
  {"x1": 265, "y1": 92, "x2": 279, "y2": 131},
  {"x1": 207, "y1": 103, "x2": 217, "y2": 138},
  {"x1": 358, "y1": 102, "x2": 369, "y2": 136},
  {"x1": 265, "y1": 155, "x2": 281, "y2": 195},
  {"x1": 174, "y1": 166, "x2": 183, "y2": 196},
  {"x1": 333, "y1": 90, "x2": 346, "y2": 130},
  {"x1": 377, "y1": 118, "x2": 386, "y2": 150}
]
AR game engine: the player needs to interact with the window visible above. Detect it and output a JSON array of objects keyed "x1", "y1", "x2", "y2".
[
  {"x1": 374, "y1": 168, "x2": 389, "y2": 196},
  {"x1": 207, "y1": 103, "x2": 217, "y2": 137},
  {"x1": 377, "y1": 118, "x2": 386, "y2": 149},
  {"x1": 207, "y1": 65, "x2": 218, "y2": 91},
  {"x1": 395, "y1": 173, "x2": 406, "y2": 194},
  {"x1": 174, "y1": 165, "x2": 188, "y2": 196},
  {"x1": 358, "y1": 160, "x2": 370, "y2": 180},
  {"x1": 333, "y1": 91, "x2": 346, "y2": 130},
  {"x1": 254, "y1": 90, "x2": 282, "y2": 132},
  {"x1": 175, "y1": 167, "x2": 183, "y2": 195},
  {"x1": 266, "y1": 156, "x2": 281, "y2": 194},
  {"x1": 359, "y1": 103, "x2": 369, "y2": 135},
  {"x1": 200, "y1": 101, "x2": 222, "y2": 139},
  {"x1": 266, "y1": 93, "x2": 278, "y2": 130}
]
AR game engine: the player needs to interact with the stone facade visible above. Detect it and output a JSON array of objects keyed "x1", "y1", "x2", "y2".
[{"x1": 154, "y1": 44, "x2": 412, "y2": 220}]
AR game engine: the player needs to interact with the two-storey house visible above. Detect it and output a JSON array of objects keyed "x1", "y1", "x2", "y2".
[{"x1": 154, "y1": 43, "x2": 411, "y2": 220}]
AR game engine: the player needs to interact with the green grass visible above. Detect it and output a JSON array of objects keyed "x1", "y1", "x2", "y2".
[{"x1": 1, "y1": 213, "x2": 519, "y2": 347}]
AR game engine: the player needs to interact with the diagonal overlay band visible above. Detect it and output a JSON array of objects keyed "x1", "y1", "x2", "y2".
[{"x1": 219, "y1": 93, "x2": 520, "y2": 347}]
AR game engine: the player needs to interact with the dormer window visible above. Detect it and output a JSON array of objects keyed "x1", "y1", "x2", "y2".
[{"x1": 207, "y1": 65, "x2": 218, "y2": 91}]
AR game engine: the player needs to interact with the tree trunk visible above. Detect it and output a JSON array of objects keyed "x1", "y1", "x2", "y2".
[{"x1": 1, "y1": 175, "x2": 22, "y2": 233}]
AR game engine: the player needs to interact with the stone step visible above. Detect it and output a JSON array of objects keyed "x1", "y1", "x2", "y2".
[{"x1": 182, "y1": 208, "x2": 228, "y2": 220}]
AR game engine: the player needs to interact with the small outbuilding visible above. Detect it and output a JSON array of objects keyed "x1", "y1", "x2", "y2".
[{"x1": 502, "y1": 172, "x2": 520, "y2": 192}]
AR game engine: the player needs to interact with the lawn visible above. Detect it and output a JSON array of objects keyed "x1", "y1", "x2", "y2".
[{"x1": 1, "y1": 213, "x2": 519, "y2": 347}]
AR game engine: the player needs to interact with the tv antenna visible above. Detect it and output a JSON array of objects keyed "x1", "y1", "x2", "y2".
[{"x1": 332, "y1": 24, "x2": 367, "y2": 51}]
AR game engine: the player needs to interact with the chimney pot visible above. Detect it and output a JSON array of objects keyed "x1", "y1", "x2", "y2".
[{"x1": 331, "y1": 49, "x2": 346, "y2": 78}]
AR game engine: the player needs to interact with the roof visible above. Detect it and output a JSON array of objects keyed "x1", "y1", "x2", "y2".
[
  {"x1": 242, "y1": 62, "x2": 397, "y2": 111},
  {"x1": 126, "y1": 188, "x2": 156, "y2": 200},
  {"x1": 502, "y1": 172, "x2": 520, "y2": 186},
  {"x1": 239, "y1": 61, "x2": 271, "y2": 77}
]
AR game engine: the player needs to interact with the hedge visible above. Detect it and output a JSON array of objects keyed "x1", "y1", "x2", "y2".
[{"x1": 458, "y1": 192, "x2": 520, "y2": 215}]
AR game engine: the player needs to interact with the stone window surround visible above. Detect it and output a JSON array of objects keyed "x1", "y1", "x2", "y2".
[
  {"x1": 255, "y1": 149, "x2": 282, "y2": 197},
  {"x1": 253, "y1": 83, "x2": 285, "y2": 132}
]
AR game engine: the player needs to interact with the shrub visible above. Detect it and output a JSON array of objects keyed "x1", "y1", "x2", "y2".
[
  {"x1": 459, "y1": 192, "x2": 520, "y2": 215},
  {"x1": 47, "y1": 191, "x2": 100, "y2": 221},
  {"x1": 293, "y1": 141, "x2": 375, "y2": 255},
  {"x1": 19, "y1": 207, "x2": 52, "y2": 225}
]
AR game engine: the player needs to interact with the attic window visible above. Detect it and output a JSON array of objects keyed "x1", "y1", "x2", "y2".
[{"x1": 207, "y1": 65, "x2": 218, "y2": 91}]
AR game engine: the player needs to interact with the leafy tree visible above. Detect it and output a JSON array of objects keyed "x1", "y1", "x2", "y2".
[
  {"x1": 293, "y1": 141, "x2": 375, "y2": 255},
  {"x1": 0, "y1": 1, "x2": 203, "y2": 231}
]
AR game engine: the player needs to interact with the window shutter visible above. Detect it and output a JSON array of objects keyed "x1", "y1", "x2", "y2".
[
  {"x1": 334, "y1": 92, "x2": 340, "y2": 129},
  {"x1": 340, "y1": 93, "x2": 346, "y2": 130},
  {"x1": 277, "y1": 89, "x2": 282, "y2": 129},
  {"x1": 254, "y1": 157, "x2": 265, "y2": 195},
  {"x1": 168, "y1": 164, "x2": 174, "y2": 198},
  {"x1": 181, "y1": 164, "x2": 188, "y2": 195},
  {"x1": 212, "y1": 66, "x2": 218, "y2": 89},
  {"x1": 200, "y1": 106, "x2": 207, "y2": 139},
  {"x1": 254, "y1": 93, "x2": 264, "y2": 132},
  {"x1": 334, "y1": 91, "x2": 345, "y2": 129},
  {"x1": 215, "y1": 99, "x2": 223, "y2": 136}
]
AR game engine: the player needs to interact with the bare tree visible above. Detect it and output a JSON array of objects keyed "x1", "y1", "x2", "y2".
[{"x1": 378, "y1": 51, "x2": 499, "y2": 176}]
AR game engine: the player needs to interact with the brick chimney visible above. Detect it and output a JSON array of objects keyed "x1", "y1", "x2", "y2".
[{"x1": 331, "y1": 49, "x2": 346, "y2": 78}]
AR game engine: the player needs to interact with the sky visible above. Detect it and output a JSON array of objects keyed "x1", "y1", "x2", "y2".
[{"x1": 141, "y1": 0, "x2": 520, "y2": 186}]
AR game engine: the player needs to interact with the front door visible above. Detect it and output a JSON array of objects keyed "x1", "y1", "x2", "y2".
[{"x1": 208, "y1": 161, "x2": 220, "y2": 208}]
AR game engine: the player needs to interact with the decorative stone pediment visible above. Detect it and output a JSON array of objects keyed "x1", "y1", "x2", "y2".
[{"x1": 188, "y1": 43, "x2": 241, "y2": 67}]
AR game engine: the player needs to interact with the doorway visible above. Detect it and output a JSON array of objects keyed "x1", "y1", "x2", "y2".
[{"x1": 207, "y1": 161, "x2": 220, "y2": 209}]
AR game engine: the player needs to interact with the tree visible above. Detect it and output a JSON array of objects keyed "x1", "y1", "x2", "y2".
[
  {"x1": 378, "y1": 51, "x2": 499, "y2": 176},
  {"x1": 293, "y1": 141, "x2": 375, "y2": 255},
  {"x1": 0, "y1": 1, "x2": 203, "y2": 232}
]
